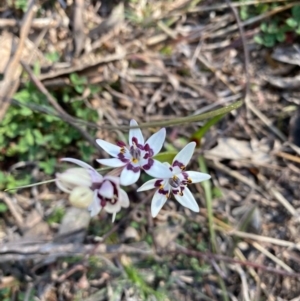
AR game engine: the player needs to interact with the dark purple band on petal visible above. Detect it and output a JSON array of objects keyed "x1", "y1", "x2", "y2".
[
  {"x1": 172, "y1": 189, "x2": 179, "y2": 195},
  {"x1": 117, "y1": 141, "x2": 126, "y2": 147},
  {"x1": 154, "y1": 179, "x2": 163, "y2": 187},
  {"x1": 158, "y1": 188, "x2": 168, "y2": 195},
  {"x1": 143, "y1": 143, "x2": 154, "y2": 159},
  {"x1": 142, "y1": 158, "x2": 154, "y2": 170},
  {"x1": 132, "y1": 137, "x2": 144, "y2": 150},
  {"x1": 118, "y1": 153, "x2": 130, "y2": 163},
  {"x1": 99, "y1": 197, "x2": 106, "y2": 207},
  {"x1": 97, "y1": 179, "x2": 120, "y2": 208},
  {"x1": 182, "y1": 172, "x2": 188, "y2": 179},
  {"x1": 173, "y1": 160, "x2": 185, "y2": 170},
  {"x1": 127, "y1": 163, "x2": 141, "y2": 173}
]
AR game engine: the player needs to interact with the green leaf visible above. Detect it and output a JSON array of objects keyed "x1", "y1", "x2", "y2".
[
  {"x1": 25, "y1": 129, "x2": 34, "y2": 146},
  {"x1": 267, "y1": 22, "x2": 278, "y2": 34},
  {"x1": 292, "y1": 5, "x2": 300, "y2": 22},
  {"x1": 212, "y1": 187, "x2": 223, "y2": 198},
  {"x1": 74, "y1": 85, "x2": 84, "y2": 94},
  {"x1": 39, "y1": 158, "x2": 56, "y2": 175},
  {"x1": 286, "y1": 18, "x2": 298, "y2": 28},
  {"x1": 153, "y1": 151, "x2": 177, "y2": 164},
  {"x1": 198, "y1": 156, "x2": 217, "y2": 253},
  {"x1": 0, "y1": 203, "x2": 8, "y2": 213},
  {"x1": 70, "y1": 73, "x2": 87, "y2": 86},
  {"x1": 45, "y1": 51, "x2": 60, "y2": 63},
  {"x1": 119, "y1": 100, "x2": 243, "y2": 130},
  {"x1": 254, "y1": 35, "x2": 264, "y2": 45},
  {"x1": 264, "y1": 34, "x2": 276, "y2": 47},
  {"x1": 240, "y1": 6, "x2": 249, "y2": 21},
  {"x1": 260, "y1": 22, "x2": 268, "y2": 32},
  {"x1": 190, "y1": 114, "x2": 224, "y2": 145},
  {"x1": 47, "y1": 207, "x2": 65, "y2": 224},
  {"x1": 276, "y1": 31, "x2": 286, "y2": 42}
]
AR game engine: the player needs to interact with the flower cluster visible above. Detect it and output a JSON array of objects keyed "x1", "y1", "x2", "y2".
[{"x1": 56, "y1": 120, "x2": 211, "y2": 220}]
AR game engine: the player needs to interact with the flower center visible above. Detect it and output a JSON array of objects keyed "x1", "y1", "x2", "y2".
[
  {"x1": 130, "y1": 142, "x2": 141, "y2": 162},
  {"x1": 169, "y1": 176, "x2": 181, "y2": 188}
]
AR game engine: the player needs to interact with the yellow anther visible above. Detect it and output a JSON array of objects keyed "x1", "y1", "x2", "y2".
[
  {"x1": 181, "y1": 165, "x2": 186, "y2": 170},
  {"x1": 120, "y1": 147, "x2": 125, "y2": 154},
  {"x1": 187, "y1": 177, "x2": 192, "y2": 184},
  {"x1": 132, "y1": 158, "x2": 138, "y2": 164}
]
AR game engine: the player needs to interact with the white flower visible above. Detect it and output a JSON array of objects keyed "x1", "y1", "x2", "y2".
[
  {"x1": 96, "y1": 119, "x2": 172, "y2": 186},
  {"x1": 137, "y1": 142, "x2": 211, "y2": 217},
  {"x1": 57, "y1": 158, "x2": 129, "y2": 222}
]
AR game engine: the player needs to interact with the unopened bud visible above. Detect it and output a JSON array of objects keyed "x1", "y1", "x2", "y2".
[
  {"x1": 56, "y1": 168, "x2": 92, "y2": 193},
  {"x1": 69, "y1": 186, "x2": 94, "y2": 208}
]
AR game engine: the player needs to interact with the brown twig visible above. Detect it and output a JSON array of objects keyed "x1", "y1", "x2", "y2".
[
  {"x1": 0, "y1": 0, "x2": 36, "y2": 121},
  {"x1": 20, "y1": 61, "x2": 99, "y2": 150},
  {"x1": 72, "y1": 0, "x2": 86, "y2": 57},
  {"x1": 0, "y1": 192, "x2": 24, "y2": 231},
  {"x1": 0, "y1": 18, "x2": 65, "y2": 29},
  {"x1": 172, "y1": 247, "x2": 300, "y2": 279},
  {"x1": 56, "y1": 264, "x2": 86, "y2": 283}
]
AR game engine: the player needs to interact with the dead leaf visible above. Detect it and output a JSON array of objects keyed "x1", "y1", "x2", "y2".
[{"x1": 207, "y1": 137, "x2": 276, "y2": 164}]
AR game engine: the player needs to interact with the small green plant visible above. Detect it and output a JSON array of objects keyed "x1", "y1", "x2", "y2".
[
  {"x1": 0, "y1": 171, "x2": 31, "y2": 191},
  {"x1": 254, "y1": 19, "x2": 289, "y2": 47},
  {"x1": 8, "y1": 0, "x2": 28, "y2": 12},
  {"x1": 237, "y1": 2, "x2": 300, "y2": 47},
  {"x1": 46, "y1": 206, "x2": 65, "y2": 224},
  {"x1": 0, "y1": 203, "x2": 8, "y2": 213},
  {"x1": 0, "y1": 78, "x2": 98, "y2": 176},
  {"x1": 286, "y1": 5, "x2": 300, "y2": 34},
  {"x1": 124, "y1": 264, "x2": 166, "y2": 300}
]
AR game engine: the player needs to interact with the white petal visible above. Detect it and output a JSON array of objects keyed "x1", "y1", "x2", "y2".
[
  {"x1": 174, "y1": 187, "x2": 199, "y2": 212},
  {"x1": 129, "y1": 119, "x2": 144, "y2": 146},
  {"x1": 98, "y1": 180, "x2": 114, "y2": 198},
  {"x1": 103, "y1": 175, "x2": 120, "y2": 186},
  {"x1": 145, "y1": 128, "x2": 166, "y2": 155},
  {"x1": 97, "y1": 158, "x2": 127, "y2": 167},
  {"x1": 105, "y1": 202, "x2": 121, "y2": 214},
  {"x1": 112, "y1": 212, "x2": 117, "y2": 222},
  {"x1": 185, "y1": 171, "x2": 211, "y2": 183},
  {"x1": 137, "y1": 179, "x2": 157, "y2": 192},
  {"x1": 144, "y1": 159, "x2": 172, "y2": 178},
  {"x1": 119, "y1": 189, "x2": 130, "y2": 208},
  {"x1": 120, "y1": 167, "x2": 141, "y2": 186},
  {"x1": 88, "y1": 169, "x2": 103, "y2": 183},
  {"x1": 88, "y1": 191, "x2": 102, "y2": 217},
  {"x1": 172, "y1": 142, "x2": 196, "y2": 168},
  {"x1": 61, "y1": 157, "x2": 94, "y2": 170},
  {"x1": 151, "y1": 190, "x2": 168, "y2": 218},
  {"x1": 96, "y1": 139, "x2": 122, "y2": 157}
]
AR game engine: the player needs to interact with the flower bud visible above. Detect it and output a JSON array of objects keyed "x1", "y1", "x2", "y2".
[
  {"x1": 56, "y1": 168, "x2": 92, "y2": 193},
  {"x1": 69, "y1": 186, "x2": 94, "y2": 208}
]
